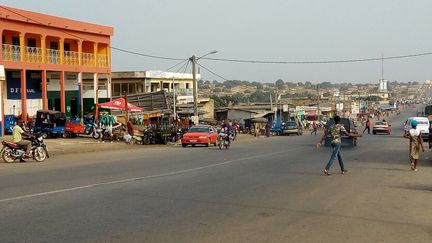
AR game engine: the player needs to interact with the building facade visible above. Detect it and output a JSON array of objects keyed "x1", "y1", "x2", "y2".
[
  {"x1": 111, "y1": 71, "x2": 200, "y2": 99},
  {"x1": 0, "y1": 5, "x2": 113, "y2": 127}
]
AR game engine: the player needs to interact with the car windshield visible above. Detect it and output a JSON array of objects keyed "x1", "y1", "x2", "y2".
[
  {"x1": 375, "y1": 121, "x2": 385, "y2": 125},
  {"x1": 188, "y1": 126, "x2": 209, "y2": 133},
  {"x1": 417, "y1": 120, "x2": 429, "y2": 125}
]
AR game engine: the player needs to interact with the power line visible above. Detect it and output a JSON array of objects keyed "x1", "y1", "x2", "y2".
[
  {"x1": 4, "y1": 5, "x2": 432, "y2": 65},
  {"x1": 166, "y1": 59, "x2": 189, "y2": 71},
  {"x1": 0, "y1": 5, "x2": 185, "y2": 61},
  {"x1": 200, "y1": 52, "x2": 432, "y2": 64},
  {"x1": 197, "y1": 63, "x2": 229, "y2": 81}
]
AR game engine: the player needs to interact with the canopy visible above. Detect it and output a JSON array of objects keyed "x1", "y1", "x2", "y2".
[{"x1": 97, "y1": 98, "x2": 143, "y2": 112}]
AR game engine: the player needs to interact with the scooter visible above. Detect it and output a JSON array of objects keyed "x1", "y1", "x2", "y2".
[{"x1": 1, "y1": 133, "x2": 49, "y2": 163}]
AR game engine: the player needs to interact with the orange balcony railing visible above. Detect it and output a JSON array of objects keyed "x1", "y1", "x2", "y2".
[
  {"x1": 2, "y1": 44, "x2": 109, "y2": 68},
  {"x1": 2, "y1": 44, "x2": 21, "y2": 61}
]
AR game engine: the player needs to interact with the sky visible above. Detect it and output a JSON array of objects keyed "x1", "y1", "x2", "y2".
[{"x1": 2, "y1": 0, "x2": 432, "y2": 84}]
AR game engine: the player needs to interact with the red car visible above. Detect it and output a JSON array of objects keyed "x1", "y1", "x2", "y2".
[
  {"x1": 181, "y1": 125, "x2": 218, "y2": 147},
  {"x1": 372, "y1": 121, "x2": 391, "y2": 135}
]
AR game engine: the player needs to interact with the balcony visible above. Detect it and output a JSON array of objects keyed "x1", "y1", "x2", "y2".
[
  {"x1": 2, "y1": 44, "x2": 21, "y2": 61},
  {"x1": 25, "y1": 46, "x2": 43, "y2": 63},
  {"x1": 1, "y1": 44, "x2": 109, "y2": 68}
]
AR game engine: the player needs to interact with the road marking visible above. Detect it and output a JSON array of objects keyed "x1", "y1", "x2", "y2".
[{"x1": 0, "y1": 148, "x2": 300, "y2": 203}]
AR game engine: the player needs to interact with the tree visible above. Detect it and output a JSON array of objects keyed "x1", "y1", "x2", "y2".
[{"x1": 297, "y1": 82, "x2": 304, "y2": 87}]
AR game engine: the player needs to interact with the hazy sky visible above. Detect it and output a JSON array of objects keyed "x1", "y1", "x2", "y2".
[{"x1": 2, "y1": 0, "x2": 432, "y2": 83}]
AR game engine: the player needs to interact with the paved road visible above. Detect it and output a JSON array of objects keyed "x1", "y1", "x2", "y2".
[{"x1": 0, "y1": 107, "x2": 431, "y2": 243}]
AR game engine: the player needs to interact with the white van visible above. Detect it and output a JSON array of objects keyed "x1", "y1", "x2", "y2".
[{"x1": 405, "y1": 117, "x2": 430, "y2": 141}]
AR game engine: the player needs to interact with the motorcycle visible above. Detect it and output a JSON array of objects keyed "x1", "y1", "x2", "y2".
[
  {"x1": 143, "y1": 129, "x2": 156, "y2": 145},
  {"x1": 1, "y1": 133, "x2": 49, "y2": 163},
  {"x1": 217, "y1": 133, "x2": 230, "y2": 150}
]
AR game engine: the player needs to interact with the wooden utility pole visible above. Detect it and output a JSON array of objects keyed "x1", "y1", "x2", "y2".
[
  {"x1": 191, "y1": 55, "x2": 198, "y2": 118},
  {"x1": 124, "y1": 91, "x2": 129, "y2": 123}
]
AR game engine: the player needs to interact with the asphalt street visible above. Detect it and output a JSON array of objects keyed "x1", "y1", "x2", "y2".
[{"x1": 0, "y1": 107, "x2": 431, "y2": 243}]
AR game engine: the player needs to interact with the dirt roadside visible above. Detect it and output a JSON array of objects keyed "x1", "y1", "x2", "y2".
[{"x1": 0, "y1": 134, "x2": 257, "y2": 157}]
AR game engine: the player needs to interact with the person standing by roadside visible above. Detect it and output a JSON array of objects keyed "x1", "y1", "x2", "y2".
[
  {"x1": 403, "y1": 119, "x2": 424, "y2": 171},
  {"x1": 363, "y1": 118, "x2": 371, "y2": 134},
  {"x1": 316, "y1": 115, "x2": 361, "y2": 175},
  {"x1": 311, "y1": 120, "x2": 318, "y2": 135}
]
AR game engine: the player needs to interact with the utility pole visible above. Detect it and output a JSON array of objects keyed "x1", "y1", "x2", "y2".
[
  {"x1": 173, "y1": 76, "x2": 176, "y2": 121},
  {"x1": 317, "y1": 84, "x2": 321, "y2": 118},
  {"x1": 124, "y1": 91, "x2": 129, "y2": 123},
  {"x1": 191, "y1": 55, "x2": 198, "y2": 119}
]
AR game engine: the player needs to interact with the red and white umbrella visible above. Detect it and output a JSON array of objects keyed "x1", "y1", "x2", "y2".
[{"x1": 97, "y1": 98, "x2": 143, "y2": 112}]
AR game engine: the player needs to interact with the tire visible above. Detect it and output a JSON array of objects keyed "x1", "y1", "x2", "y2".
[
  {"x1": 92, "y1": 132, "x2": 101, "y2": 140},
  {"x1": 34, "y1": 147, "x2": 47, "y2": 162},
  {"x1": 182, "y1": 143, "x2": 187, "y2": 147},
  {"x1": 2, "y1": 149, "x2": 15, "y2": 163}
]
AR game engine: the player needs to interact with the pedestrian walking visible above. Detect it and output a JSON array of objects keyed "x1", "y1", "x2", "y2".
[
  {"x1": 311, "y1": 120, "x2": 318, "y2": 135},
  {"x1": 363, "y1": 118, "x2": 371, "y2": 134},
  {"x1": 316, "y1": 115, "x2": 361, "y2": 175},
  {"x1": 403, "y1": 119, "x2": 424, "y2": 171}
]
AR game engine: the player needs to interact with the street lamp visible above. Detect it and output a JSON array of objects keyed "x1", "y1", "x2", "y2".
[{"x1": 190, "y1": 51, "x2": 218, "y2": 122}]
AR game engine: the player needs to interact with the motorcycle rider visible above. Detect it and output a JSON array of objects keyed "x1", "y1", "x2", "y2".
[{"x1": 12, "y1": 120, "x2": 32, "y2": 158}]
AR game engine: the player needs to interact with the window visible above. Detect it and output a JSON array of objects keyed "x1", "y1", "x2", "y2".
[
  {"x1": 27, "y1": 38, "x2": 36, "y2": 47},
  {"x1": 12, "y1": 36, "x2": 20, "y2": 46},
  {"x1": 64, "y1": 43, "x2": 70, "y2": 52},
  {"x1": 113, "y1": 83, "x2": 121, "y2": 97},
  {"x1": 50, "y1": 42, "x2": 58, "y2": 50}
]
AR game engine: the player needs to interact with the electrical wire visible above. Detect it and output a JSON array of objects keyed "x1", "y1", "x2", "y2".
[
  {"x1": 4, "y1": 5, "x2": 432, "y2": 65},
  {"x1": 197, "y1": 63, "x2": 229, "y2": 81},
  {"x1": 166, "y1": 59, "x2": 189, "y2": 71},
  {"x1": 0, "y1": 5, "x2": 185, "y2": 61},
  {"x1": 200, "y1": 52, "x2": 432, "y2": 64}
]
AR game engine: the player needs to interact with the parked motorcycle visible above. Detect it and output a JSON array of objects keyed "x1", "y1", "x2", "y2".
[
  {"x1": 143, "y1": 129, "x2": 156, "y2": 145},
  {"x1": 1, "y1": 133, "x2": 49, "y2": 162}
]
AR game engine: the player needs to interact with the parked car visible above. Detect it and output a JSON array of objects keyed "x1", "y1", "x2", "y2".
[
  {"x1": 404, "y1": 117, "x2": 429, "y2": 141},
  {"x1": 282, "y1": 121, "x2": 303, "y2": 136},
  {"x1": 324, "y1": 117, "x2": 358, "y2": 147},
  {"x1": 372, "y1": 121, "x2": 391, "y2": 135},
  {"x1": 181, "y1": 125, "x2": 218, "y2": 147}
]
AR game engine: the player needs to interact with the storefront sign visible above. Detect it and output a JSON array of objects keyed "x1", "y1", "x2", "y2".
[{"x1": 6, "y1": 71, "x2": 42, "y2": 100}]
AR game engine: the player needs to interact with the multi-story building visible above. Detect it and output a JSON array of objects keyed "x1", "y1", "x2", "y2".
[
  {"x1": 111, "y1": 70, "x2": 200, "y2": 101},
  {"x1": 0, "y1": 5, "x2": 113, "y2": 125}
]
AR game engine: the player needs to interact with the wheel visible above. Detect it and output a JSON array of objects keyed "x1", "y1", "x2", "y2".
[
  {"x1": 182, "y1": 143, "x2": 187, "y2": 147},
  {"x1": 61, "y1": 133, "x2": 67, "y2": 138},
  {"x1": 34, "y1": 147, "x2": 47, "y2": 162},
  {"x1": 92, "y1": 131, "x2": 101, "y2": 140},
  {"x1": 2, "y1": 149, "x2": 15, "y2": 163}
]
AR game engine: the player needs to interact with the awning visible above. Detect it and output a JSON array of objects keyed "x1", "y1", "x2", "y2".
[{"x1": 97, "y1": 98, "x2": 143, "y2": 112}]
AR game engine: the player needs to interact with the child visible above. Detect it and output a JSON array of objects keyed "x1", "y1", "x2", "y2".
[{"x1": 403, "y1": 119, "x2": 424, "y2": 171}]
